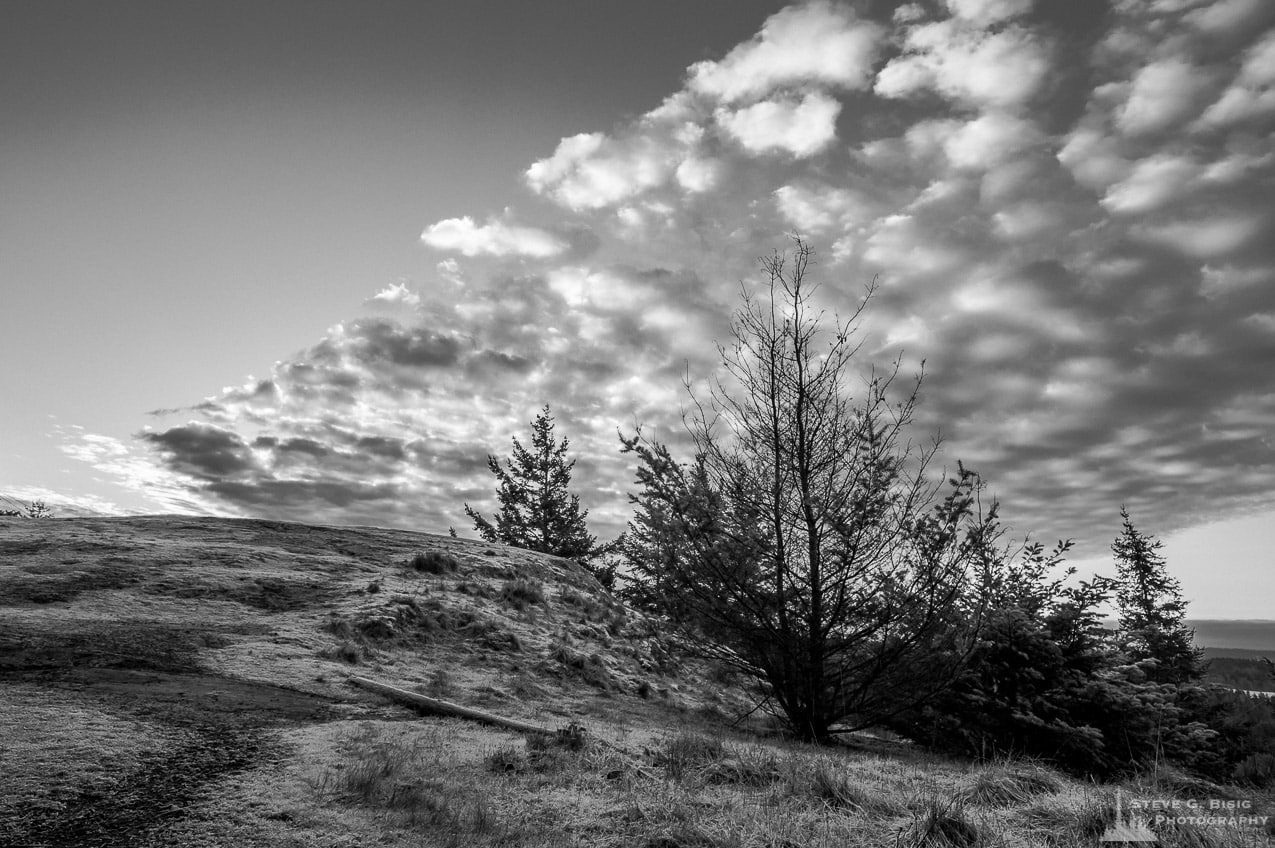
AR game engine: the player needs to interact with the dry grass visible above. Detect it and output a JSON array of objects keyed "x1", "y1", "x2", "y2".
[
  {"x1": 956, "y1": 760, "x2": 1063, "y2": 807},
  {"x1": 408, "y1": 550, "x2": 460, "y2": 574},
  {"x1": 3, "y1": 516, "x2": 1272, "y2": 848}
]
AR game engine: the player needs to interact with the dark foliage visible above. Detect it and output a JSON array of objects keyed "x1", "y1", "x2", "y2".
[
  {"x1": 1111, "y1": 508, "x2": 1205, "y2": 685},
  {"x1": 887, "y1": 524, "x2": 1234, "y2": 781},
  {"x1": 1178, "y1": 685, "x2": 1275, "y2": 786},
  {"x1": 618, "y1": 239, "x2": 997, "y2": 742},
  {"x1": 464, "y1": 406, "x2": 614, "y2": 585},
  {"x1": 409, "y1": 550, "x2": 460, "y2": 574}
]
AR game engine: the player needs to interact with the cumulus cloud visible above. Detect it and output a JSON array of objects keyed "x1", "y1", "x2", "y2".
[
  {"x1": 943, "y1": 0, "x2": 1033, "y2": 27},
  {"x1": 715, "y1": 92, "x2": 841, "y2": 157},
  {"x1": 941, "y1": 112, "x2": 1044, "y2": 171},
  {"x1": 1196, "y1": 31, "x2": 1275, "y2": 126},
  {"x1": 687, "y1": 1, "x2": 884, "y2": 103},
  {"x1": 1116, "y1": 58, "x2": 1213, "y2": 135},
  {"x1": 364, "y1": 281, "x2": 422, "y2": 309},
  {"x1": 69, "y1": 0, "x2": 1275, "y2": 567},
  {"x1": 875, "y1": 18, "x2": 1052, "y2": 110},
  {"x1": 525, "y1": 129, "x2": 689, "y2": 211},
  {"x1": 421, "y1": 216, "x2": 566, "y2": 257}
]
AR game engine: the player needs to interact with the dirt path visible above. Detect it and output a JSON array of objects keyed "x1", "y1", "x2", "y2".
[
  {"x1": 0, "y1": 618, "x2": 344, "y2": 848},
  {"x1": 3, "y1": 720, "x2": 266, "y2": 848}
]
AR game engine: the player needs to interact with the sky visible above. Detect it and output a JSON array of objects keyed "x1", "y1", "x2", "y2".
[{"x1": 3, "y1": 0, "x2": 1274, "y2": 618}]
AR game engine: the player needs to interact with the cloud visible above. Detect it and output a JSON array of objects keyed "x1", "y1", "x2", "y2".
[
  {"x1": 687, "y1": 1, "x2": 884, "y2": 103},
  {"x1": 1116, "y1": 58, "x2": 1214, "y2": 135},
  {"x1": 1100, "y1": 154, "x2": 1201, "y2": 213},
  {"x1": 715, "y1": 92, "x2": 841, "y2": 157},
  {"x1": 364, "y1": 281, "x2": 422, "y2": 309},
  {"x1": 525, "y1": 129, "x2": 688, "y2": 211},
  {"x1": 1196, "y1": 31, "x2": 1275, "y2": 126},
  {"x1": 943, "y1": 0, "x2": 1033, "y2": 27},
  {"x1": 70, "y1": 0, "x2": 1275, "y2": 564},
  {"x1": 421, "y1": 216, "x2": 566, "y2": 257},
  {"x1": 875, "y1": 18, "x2": 1052, "y2": 110},
  {"x1": 941, "y1": 112, "x2": 1044, "y2": 171}
]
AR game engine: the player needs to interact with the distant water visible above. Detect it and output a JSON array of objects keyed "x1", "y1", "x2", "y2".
[
  {"x1": 1188, "y1": 620, "x2": 1275, "y2": 653},
  {"x1": 1100, "y1": 620, "x2": 1275, "y2": 652}
]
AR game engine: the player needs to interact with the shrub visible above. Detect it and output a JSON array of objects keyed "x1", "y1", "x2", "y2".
[
  {"x1": 889, "y1": 586, "x2": 1215, "y2": 779},
  {"x1": 409, "y1": 550, "x2": 459, "y2": 574},
  {"x1": 1179, "y1": 686, "x2": 1275, "y2": 785}
]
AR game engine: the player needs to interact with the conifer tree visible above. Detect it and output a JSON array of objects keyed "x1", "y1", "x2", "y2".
[
  {"x1": 617, "y1": 239, "x2": 997, "y2": 742},
  {"x1": 464, "y1": 406, "x2": 601, "y2": 561},
  {"x1": 1112, "y1": 507, "x2": 1204, "y2": 685}
]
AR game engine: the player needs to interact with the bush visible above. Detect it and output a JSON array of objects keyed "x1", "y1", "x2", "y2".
[
  {"x1": 889, "y1": 580, "x2": 1216, "y2": 780},
  {"x1": 409, "y1": 550, "x2": 459, "y2": 574},
  {"x1": 1178, "y1": 686, "x2": 1275, "y2": 785}
]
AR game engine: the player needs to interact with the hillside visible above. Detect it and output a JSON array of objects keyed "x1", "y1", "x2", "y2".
[{"x1": 1, "y1": 516, "x2": 1272, "y2": 848}]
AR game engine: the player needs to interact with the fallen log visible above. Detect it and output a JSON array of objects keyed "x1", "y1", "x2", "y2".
[
  {"x1": 349, "y1": 674, "x2": 662, "y2": 781},
  {"x1": 347, "y1": 675, "x2": 553, "y2": 735}
]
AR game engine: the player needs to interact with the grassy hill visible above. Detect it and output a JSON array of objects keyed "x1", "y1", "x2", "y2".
[{"x1": 1, "y1": 516, "x2": 1272, "y2": 847}]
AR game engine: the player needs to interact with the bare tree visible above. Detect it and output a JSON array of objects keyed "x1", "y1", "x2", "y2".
[{"x1": 622, "y1": 238, "x2": 998, "y2": 742}]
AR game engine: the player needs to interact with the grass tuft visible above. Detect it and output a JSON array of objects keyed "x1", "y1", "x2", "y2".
[
  {"x1": 900, "y1": 797, "x2": 981, "y2": 848},
  {"x1": 408, "y1": 550, "x2": 459, "y2": 574},
  {"x1": 547, "y1": 640, "x2": 616, "y2": 689},
  {"x1": 500, "y1": 577, "x2": 546, "y2": 611},
  {"x1": 655, "y1": 732, "x2": 727, "y2": 781},
  {"x1": 957, "y1": 761, "x2": 1062, "y2": 807},
  {"x1": 797, "y1": 756, "x2": 907, "y2": 814},
  {"x1": 310, "y1": 723, "x2": 508, "y2": 839}
]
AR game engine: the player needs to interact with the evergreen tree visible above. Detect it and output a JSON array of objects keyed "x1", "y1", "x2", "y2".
[
  {"x1": 464, "y1": 406, "x2": 601, "y2": 561},
  {"x1": 617, "y1": 239, "x2": 996, "y2": 742},
  {"x1": 1112, "y1": 507, "x2": 1204, "y2": 685}
]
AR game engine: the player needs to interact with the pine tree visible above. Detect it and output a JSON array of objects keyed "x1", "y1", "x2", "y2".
[
  {"x1": 1112, "y1": 507, "x2": 1204, "y2": 685},
  {"x1": 464, "y1": 406, "x2": 600, "y2": 561}
]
